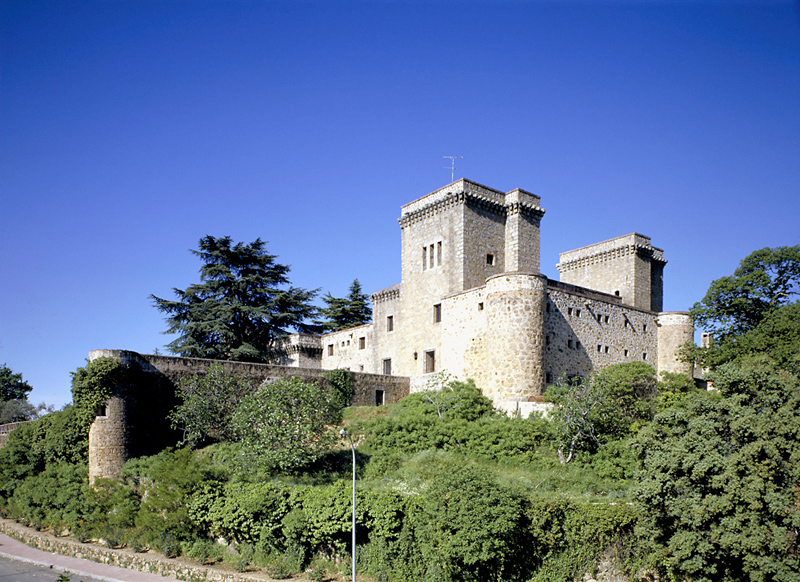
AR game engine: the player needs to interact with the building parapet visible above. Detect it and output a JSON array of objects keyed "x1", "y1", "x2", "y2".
[
  {"x1": 557, "y1": 233, "x2": 666, "y2": 274},
  {"x1": 372, "y1": 284, "x2": 401, "y2": 304}
]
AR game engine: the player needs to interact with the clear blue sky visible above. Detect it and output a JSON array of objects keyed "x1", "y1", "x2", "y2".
[{"x1": 2, "y1": 1, "x2": 799, "y2": 408}]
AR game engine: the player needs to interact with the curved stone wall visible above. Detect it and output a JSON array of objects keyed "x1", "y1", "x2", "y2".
[
  {"x1": 656, "y1": 312, "x2": 694, "y2": 375},
  {"x1": 485, "y1": 273, "x2": 547, "y2": 404},
  {"x1": 88, "y1": 396, "x2": 126, "y2": 484}
]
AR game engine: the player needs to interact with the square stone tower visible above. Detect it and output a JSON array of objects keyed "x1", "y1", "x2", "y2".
[{"x1": 556, "y1": 233, "x2": 666, "y2": 311}]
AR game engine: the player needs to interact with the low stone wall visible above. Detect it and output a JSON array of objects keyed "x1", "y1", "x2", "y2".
[{"x1": 0, "y1": 518, "x2": 278, "y2": 581}]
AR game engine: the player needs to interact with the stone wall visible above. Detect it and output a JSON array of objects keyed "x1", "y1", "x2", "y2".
[
  {"x1": 88, "y1": 396, "x2": 126, "y2": 484},
  {"x1": 656, "y1": 312, "x2": 694, "y2": 375}
]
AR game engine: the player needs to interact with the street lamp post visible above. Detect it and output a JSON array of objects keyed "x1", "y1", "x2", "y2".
[{"x1": 340, "y1": 429, "x2": 356, "y2": 582}]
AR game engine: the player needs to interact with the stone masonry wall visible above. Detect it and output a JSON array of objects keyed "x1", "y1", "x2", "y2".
[
  {"x1": 544, "y1": 285, "x2": 659, "y2": 382},
  {"x1": 656, "y1": 312, "x2": 694, "y2": 375}
]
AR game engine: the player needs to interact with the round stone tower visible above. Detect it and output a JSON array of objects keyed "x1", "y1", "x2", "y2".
[
  {"x1": 88, "y1": 396, "x2": 127, "y2": 484},
  {"x1": 656, "y1": 311, "x2": 694, "y2": 376},
  {"x1": 485, "y1": 273, "x2": 547, "y2": 407}
]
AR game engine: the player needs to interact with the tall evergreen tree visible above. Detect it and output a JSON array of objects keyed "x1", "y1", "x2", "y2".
[
  {"x1": 317, "y1": 278, "x2": 372, "y2": 332},
  {"x1": 151, "y1": 236, "x2": 319, "y2": 362},
  {"x1": 0, "y1": 364, "x2": 33, "y2": 401}
]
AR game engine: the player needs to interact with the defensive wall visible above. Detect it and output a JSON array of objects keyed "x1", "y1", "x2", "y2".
[{"x1": 87, "y1": 349, "x2": 410, "y2": 483}]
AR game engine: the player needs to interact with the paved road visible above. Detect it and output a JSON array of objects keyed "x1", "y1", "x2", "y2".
[
  {"x1": 0, "y1": 555, "x2": 108, "y2": 582},
  {"x1": 0, "y1": 533, "x2": 170, "y2": 582}
]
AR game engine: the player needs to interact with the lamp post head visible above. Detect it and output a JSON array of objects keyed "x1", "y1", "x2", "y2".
[{"x1": 339, "y1": 429, "x2": 346, "y2": 436}]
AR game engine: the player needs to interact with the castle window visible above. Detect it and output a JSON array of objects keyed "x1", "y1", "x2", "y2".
[
  {"x1": 422, "y1": 246, "x2": 427, "y2": 270},
  {"x1": 383, "y1": 358, "x2": 392, "y2": 375},
  {"x1": 604, "y1": 315, "x2": 609, "y2": 324},
  {"x1": 546, "y1": 372, "x2": 553, "y2": 385},
  {"x1": 576, "y1": 341, "x2": 581, "y2": 350},
  {"x1": 567, "y1": 339, "x2": 574, "y2": 348},
  {"x1": 576, "y1": 309, "x2": 581, "y2": 317},
  {"x1": 643, "y1": 352, "x2": 648, "y2": 361},
  {"x1": 546, "y1": 302, "x2": 550, "y2": 312},
  {"x1": 387, "y1": 315, "x2": 394, "y2": 332},
  {"x1": 95, "y1": 403, "x2": 107, "y2": 418},
  {"x1": 359, "y1": 337, "x2": 366, "y2": 349},
  {"x1": 604, "y1": 346, "x2": 609, "y2": 353},
  {"x1": 375, "y1": 389, "x2": 385, "y2": 406},
  {"x1": 598, "y1": 344, "x2": 602, "y2": 352},
  {"x1": 359, "y1": 365, "x2": 364, "y2": 371},
  {"x1": 424, "y1": 350, "x2": 436, "y2": 373},
  {"x1": 433, "y1": 303, "x2": 442, "y2": 323},
  {"x1": 328, "y1": 344, "x2": 334, "y2": 356},
  {"x1": 568, "y1": 307, "x2": 573, "y2": 316},
  {"x1": 486, "y1": 253, "x2": 494, "y2": 265},
  {"x1": 597, "y1": 314, "x2": 602, "y2": 323},
  {"x1": 624, "y1": 349, "x2": 629, "y2": 357},
  {"x1": 546, "y1": 335, "x2": 550, "y2": 346},
  {"x1": 478, "y1": 302, "x2": 484, "y2": 311},
  {"x1": 643, "y1": 323, "x2": 647, "y2": 333},
  {"x1": 624, "y1": 320, "x2": 629, "y2": 328},
  {"x1": 437, "y1": 241, "x2": 442, "y2": 265},
  {"x1": 615, "y1": 290, "x2": 620, "y2": 296},
  {"x1": 430, "y1": 245, "x2": 435, "y2": 267}
]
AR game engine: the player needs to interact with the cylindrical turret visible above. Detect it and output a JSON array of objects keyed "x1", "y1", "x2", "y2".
[
  {"x1": 88, "y1": 396, "x2": 127, "y2": 484},
  {"x1": 656, "y1": 312, "x2": 694, "y2": 376},
  {"x1": 485, "y1": 273, "x2": 547, "y2": 405}
]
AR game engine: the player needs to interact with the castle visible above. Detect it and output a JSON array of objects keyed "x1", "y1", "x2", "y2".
[{"x1": 301, "y1": 179, "x2": 693, "y2": 413}]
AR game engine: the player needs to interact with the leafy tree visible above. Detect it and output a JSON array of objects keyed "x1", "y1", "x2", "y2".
[
  {"x1": 169, "y1": 363, "x2": 253, "y2": 448},
  {"x1": 690, "y1": 245, "x2": 800, "y2": 342},
  {"x1": 546, "y1": 363, "x2": 660, "y2": 463},
  {"x1": 401, "y1": 373, "x2": 494, "y2": 421},
  {"x1": 151, "y1": 236, "x2": 319, "y2": 363},
  {"x1": 0, "y1": 399, "x2": 51, "y2": 423},
  {"x1": 0, "y1": 363, "x2": 33, "y2": 401},
  {"x1": 232, "y1": 377, "x2": 337, "y2": 471},
  {"x1": 633, "y1": 356, "x2": 800, "y2": 582},
  {"x1": 317, "y1": 279, "x2": 372, "y2": 332}
]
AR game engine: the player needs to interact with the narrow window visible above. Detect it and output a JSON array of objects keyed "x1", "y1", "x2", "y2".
[
  {"x1": 568, "y1": 339, "x2": 574, "y2": 348},
  {"x1": 437, "y1": 241, "x2": 442, "y2": 265},
  {"x1": 359, "y1": 337, "x2": 365, "y2": 349},
  {"x1": 478, "y1": 302, "x2": 484, "y2": 311},
  {"x1": 430, "y1": 245, "x2": 434, "y2": 267},
  {"x1": 546, "y1": 302, "x2": 550, "y2": 312},
  {"x1": 643, "y1": 323, "x2": 647, "y2": 333},
  {"x1": 624, "y1": 320, "x2": 629, "y2": 328},
  {"x1": 422, "y1": 246, "x2": 427, "y2": 270},
  {"x1": 383, "y1": 358, "x2": 392, "y2": 375},
  {"x1": 486, "y1": 253, "x2": 494, "y2": 265},
  {"x1": 387, "y1": 315, "x2": 394, "y2": 332},
  {"x1": 643, "y1": 352, "x2": 648, "y2": 361},
  {"x1": 597, "y1": 313, "x2": 602, "y2": 323},
  {"x1": 546, "y1": 335, "x2": 550, "y2": 346},
  {"x1": 624, "y1": 349, "x2": 629, "y2": 357},
  {"x1": 598, "y1": 344, "x2": 602, "y2": 353},
  {"x1": 433, "y1": 303, "x2": 442, "y2": 323},
  {"x1": 425, "y1": 350, "x2": 436, "y2": 373},
  {"x1": 604, "y1": 346, "x2": 609, "y2": 354},
  {"x1": 568, "y1": 307, "x2": 573, "y2": 316},
  {"x1": 615, "y1": 290, "x2": 620, "y2": 296},
  {"x1": 576, "y1": 341, "x2": 581, "y2": 350},
  {"x1": 576, "y1": 309, "x2": 581, "y2": 317},
  {"x1": 328, "y1": 344, "x2": 334, "y2": 356},
  {"x1": 546, "y1": 372, "x2": 553, "y2": 385},
  {"x1": 604, "y1": 315, "x2": 609, "y2": 324},
  {"x1": 359, "y1": 365, "x2": 364, "y2": 371},
  {"x1": 375, "y1": 389, "x2": 385, "y2": 406}
]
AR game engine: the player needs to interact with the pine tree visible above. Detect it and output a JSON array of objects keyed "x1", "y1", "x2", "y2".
[
  {"x1": 151, "y1": 236, "x2": 319, "y2": 362},
  {"x1": 317, "y1": 279, "x2": 372, "y2": 332}
]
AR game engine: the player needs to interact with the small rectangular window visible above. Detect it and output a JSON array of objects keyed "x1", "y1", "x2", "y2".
[
  {"x1": 478, "y1": 302, "x2": 484, "y2": 311},
  {"x1": 433, "y1": 303, "x2": 442, "y2": 323},
  {"x1": 597, "y1": 313, "x2": 602, "y2": 323},
  {"x1": 546, "y1": 372, "x2": 553, "y2": 385},
  {"x1": 437, "y1": 241, "x2": 442, "y2": 265},
  {"x1": 546, "y1": 335, "x2": 551, "y2": 346},
  {"x1": 425, "y1": 350, "x2": 436, "y2": 373},
  {"x1": 328, "y1": 344, "x2": 334, "y2": 356},
  {"x1": 604, "y1": 346, "x2": 609, "y2": 354},
  {"x1": 643, "y1": 352, "x2": 648, "y2": 361},
  {"x1": 359, "y1": 337, "x2": 365, "y2": 349},
  {"x1": 624, "y1": 349, "x2": 629, "y2": 357},
  {"x1": 604, "y1": 315, "x2": 609, "y2": 324},
  {"x1": 383, "y1": 358, "x2": 392, "y2": 375},
  {"x1": 576, "y1": 341, "x2": 581, "y2": 350},
  {"x1": 643, "y1": 323, "x2": 647, "y2": 333},
  {"x1": 430, "y1": 245, "x2": 434, "y2": 267},
  {"x1": 422, "y1": 246, "x2": 427, "y2": 270},
  {"x1": 486, "y1": 253, "x2": 494, "y2": 265},
  {"x1": 576, "y1": 309, "x2": 581, "y2": 317},
  {"x1": 568, "y1": 307, "x2": 573, "y2": 316},
  {"x1": 597, "y1": 344, "x2": 602, "y2": 352},
  {"x1": 567, "y1": 339, "x2": 574, "y2": 348},
  {"x1": 387, "y1": 315, "x2": 394, "y2": 332}
]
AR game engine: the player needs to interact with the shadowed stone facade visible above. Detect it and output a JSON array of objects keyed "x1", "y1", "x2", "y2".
[{"x1": 315, "y1": 179, "x2": 693, "y2": 414}]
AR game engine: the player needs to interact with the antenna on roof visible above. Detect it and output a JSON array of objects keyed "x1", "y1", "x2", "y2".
[{"x1": 443, "y1": 156, "x2": 463, "y2": 182}]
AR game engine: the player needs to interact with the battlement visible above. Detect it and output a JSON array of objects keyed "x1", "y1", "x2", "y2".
[{"x1": 557, "y1": 233, "x2": 665, "y2": 270}]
